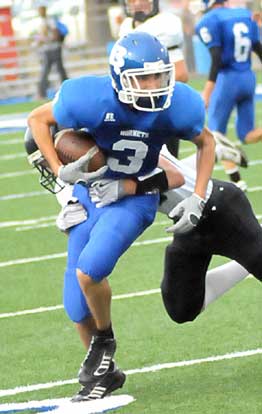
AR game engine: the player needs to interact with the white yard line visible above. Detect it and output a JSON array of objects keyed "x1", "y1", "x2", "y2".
[
  {"x1": 0, "y1": 183, "x2": 262, "y2": 203},
  {"x1": 0, "y1": 288, "x2": 161, "y2": 319},
  {"x1": 213, "y1": 159, "x2": 262, "y2": 170},
  {"x1": 0, "y1": 216, "x2": 57, "y2": 229},
  {"x1": 0, "y1": 348, "x2": 261, "y2": 398},
  {"x1": 0, "y1": 152, "x2": 25, "y2": 160},
  {"x1": 0, "y1": 138, "x2": 23, "y2": 145},
  {"x1": 0, "y1": 170, "x2": 36, "y2": 179},
  {"x1": 2, "y1": 214, "x2": 262, "y2": 232},
  {"x1": 0, "y1": 237, "x2": 173, "y2": 269},
  {"x1": 0, "y1": 190, "x2": 48, "y2": 201},
  {"x1": 0, "y1": 275, "x2": 253, "y2": 320}
]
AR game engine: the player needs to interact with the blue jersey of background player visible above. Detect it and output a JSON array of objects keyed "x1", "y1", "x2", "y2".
[
  {"x1": 196, "y1": 0, "x2": 261, "y2": 139},
  {"x1": 196, "y1": 6, "x2": 259, "y2": 72},
  {"x1": 196, "y1": 0, "x2": 262, "y2": 190},
  {"x1": 28, "y1": 32, "x2": 215, "y2": 401}
]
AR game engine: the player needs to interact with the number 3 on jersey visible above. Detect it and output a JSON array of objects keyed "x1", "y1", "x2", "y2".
[{"x1": 107, "y1": 140, "x2": 148, "y2": 174}]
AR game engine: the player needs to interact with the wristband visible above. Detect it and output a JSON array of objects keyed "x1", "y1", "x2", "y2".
[{"x1": 136, "y1": 170, "x2": 169, "y2": 195}]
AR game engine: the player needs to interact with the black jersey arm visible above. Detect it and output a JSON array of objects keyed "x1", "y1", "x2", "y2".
[
  {"x1": 208, "y1": 46, "x2": 222, "y2": 82},
  {"x1": 253, "y1": 42, "x2": 262, "y2": 63}
]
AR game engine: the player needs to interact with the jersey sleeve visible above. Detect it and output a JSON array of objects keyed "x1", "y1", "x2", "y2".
[
  {"x1": 196, "y1": 16, "x2": 221, "y2": 49},
  {"x1": 168, "y1": 47, "x2": 184, "y2": 63},
  {"x1": 174, "y1": 87, "x2": 205, "y2": 140},
  {"x1": 52, "y1": 80, "x2": 78, "y2": 128},
  {"x1": 118, "y1": 18, "x2": 132, "y2": 37},
  {"x1": 251, "y1": 20, "x2": 261, "y2": 45},
  {"x1": 154, "y1": 13, "x2": 184, "y2": 49}
]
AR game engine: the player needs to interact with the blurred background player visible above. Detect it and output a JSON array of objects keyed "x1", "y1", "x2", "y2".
[
  {"x1": 119, "y1": 0, "x2": 188, "y2": 157},
  {"x1": 181, "y1": 0, "x2": 196, "y2": 74},
  {"x1": 118, "y1": 0, "x2": 248, "y2": 170},
  {"x1": 34, "y1": 4, "x2": 68, "y2": 99},
  {"x1": 196, "y1": 0, "x2": 262, "y2": 191}
]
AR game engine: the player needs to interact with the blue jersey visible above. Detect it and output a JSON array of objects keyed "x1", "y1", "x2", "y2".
[
  {"x1": 52, "y1": 75, "x2": 205, "y2": 179},
  {"x1": 196, "y1": 7, "x2": 260, "y2": 72}
]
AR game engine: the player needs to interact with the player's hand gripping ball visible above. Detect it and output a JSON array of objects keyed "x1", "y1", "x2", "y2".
[{"x1": 55, "y1": 129, "x2": 107, "y2": 184}]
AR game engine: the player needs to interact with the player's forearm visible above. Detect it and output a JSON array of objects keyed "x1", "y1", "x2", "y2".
[
  {"x1": 158, "y1": 154, "x2": 185, "y2": 189},
  {"x1": 119, "y1": 163, "x2": 185, "y2": 197},
  {"x1": 174, "y1": 60, "x2": 189, "y2": 83},
  {"x1": 119, "y1": 172, "x2": 169, "y2": 197},
  {"x1": 202, "y1": 80, "x2": 215, "y2": 107},
  {"x1": 28, "y1": 104, "x2": 62, "y2": 175},
  {"x1": 194, "y1": 128, "x2": 216, "y2": 199}
]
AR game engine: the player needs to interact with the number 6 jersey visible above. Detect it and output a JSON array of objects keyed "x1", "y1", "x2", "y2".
[
  {"x1": 196, "y1": 7, "x2": 260, "y2": 71},
  {"x1": 195, "y1": 6, "x2": 260, "y2": 141}
]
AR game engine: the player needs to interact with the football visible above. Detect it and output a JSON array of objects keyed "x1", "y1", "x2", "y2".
[{"x1": 54, "y1": 129, "x2": 106, "y2": 172}]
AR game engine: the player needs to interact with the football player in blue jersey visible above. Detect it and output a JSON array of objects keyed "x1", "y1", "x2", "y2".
[
  {"x1": 196, "y1": 0, "x2": 262, "y2": 191},
  {"x1": 28, "y1": 31, "x2": 216, "y2": 400}
]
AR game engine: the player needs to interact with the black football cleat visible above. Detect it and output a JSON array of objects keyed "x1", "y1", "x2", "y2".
[
  {"x1": 78, "y1": 335, "x2": 116, "y2": 385},
  {"x1": 71, "y1": 363, "x2": 126, "y2": 402}
]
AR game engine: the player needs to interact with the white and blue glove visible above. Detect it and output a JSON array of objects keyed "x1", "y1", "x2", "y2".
[
  {"x1": 166, "y1": 193, "x2": 206, "y2": 235},
  {"x1": 56, "y1": 197, "x2": 87, "y2": 232},
  {"x1": 58, "y1": 147, "x2": 108, "y2": 184},
  {"x1": 89, "y1": 179, "x2": 126, "y2": 208}
]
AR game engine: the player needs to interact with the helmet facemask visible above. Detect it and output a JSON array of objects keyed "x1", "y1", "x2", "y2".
[
  {"x1": 118, "y1": 61, "x2": 175, "y2": 112},
  {"x1": 123, "y1": 0, "x2": 159, "y2": 22},
  {"x1": 27, "y1": 149, "x2": 64, "y2": 194}
]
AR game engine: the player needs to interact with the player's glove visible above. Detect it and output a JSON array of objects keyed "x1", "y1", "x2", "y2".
[
  {"x1": 166, "y1": 193, "x2": 206, "y2": 235},
  {"x1": 58, "y1": 147, "x2": 108, "y2": 184},
  {"x1": 89, "y1": 179, "x2": 126, "y2": 208},
  {"x1": 56, "y1": 197, "x2": 87, "y2": 232}
]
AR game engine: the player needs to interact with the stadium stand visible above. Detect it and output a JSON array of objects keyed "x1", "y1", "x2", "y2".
[{"x1": 0, "y1": 36, "x2": 108, "y2": 102}]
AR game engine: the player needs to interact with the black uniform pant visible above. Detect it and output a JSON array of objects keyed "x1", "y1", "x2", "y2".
[{"x1": 161, "y1": 179, "x2": 262, "y2": 323}]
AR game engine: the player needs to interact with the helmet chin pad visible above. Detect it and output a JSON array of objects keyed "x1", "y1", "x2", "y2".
[{"x1": 133, "y1": 11, "x2": 148, "y2": 22}]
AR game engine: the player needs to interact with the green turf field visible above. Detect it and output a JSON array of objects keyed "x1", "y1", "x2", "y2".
[{"x1": 0, "y1": 84, "x2": 261, "y2": 413}]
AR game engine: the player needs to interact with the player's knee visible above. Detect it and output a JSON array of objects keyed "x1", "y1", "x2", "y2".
[
  {"x1": 77, "y1": 264, "x2": 112, "y2": 284},
  {"x1": 161, "y1": 288, "x2": 201, "y2": 323},
  {"x1": 77, "y1": 254, "x2": 116, "y2": 283},
  {"x1": 63, "y1": 268, "x2": 92, "y2": 322},
  {"x1": 63, "y1": 294, "x2": 91, "y2": 323},
  {"x1": 164, "y1": 303, "x2": 201, "y2": 324}
]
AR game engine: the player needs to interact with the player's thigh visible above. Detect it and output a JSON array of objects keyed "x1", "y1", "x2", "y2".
[
  {"x1": 212, "y1": 182, "x2": 262, "y2": 280},
  {"x1": 208, "y1": 75, "x2": 235, "y2": 133},
  {"x1": 77, "y1": 202, "x2": 155, "y2": 281},
  {"x1": 161, "y1": 242, "x2": 211, "y2": 323},
  {"x1": 66, "y1": 216, "x2": 95, "y2": 269}
]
